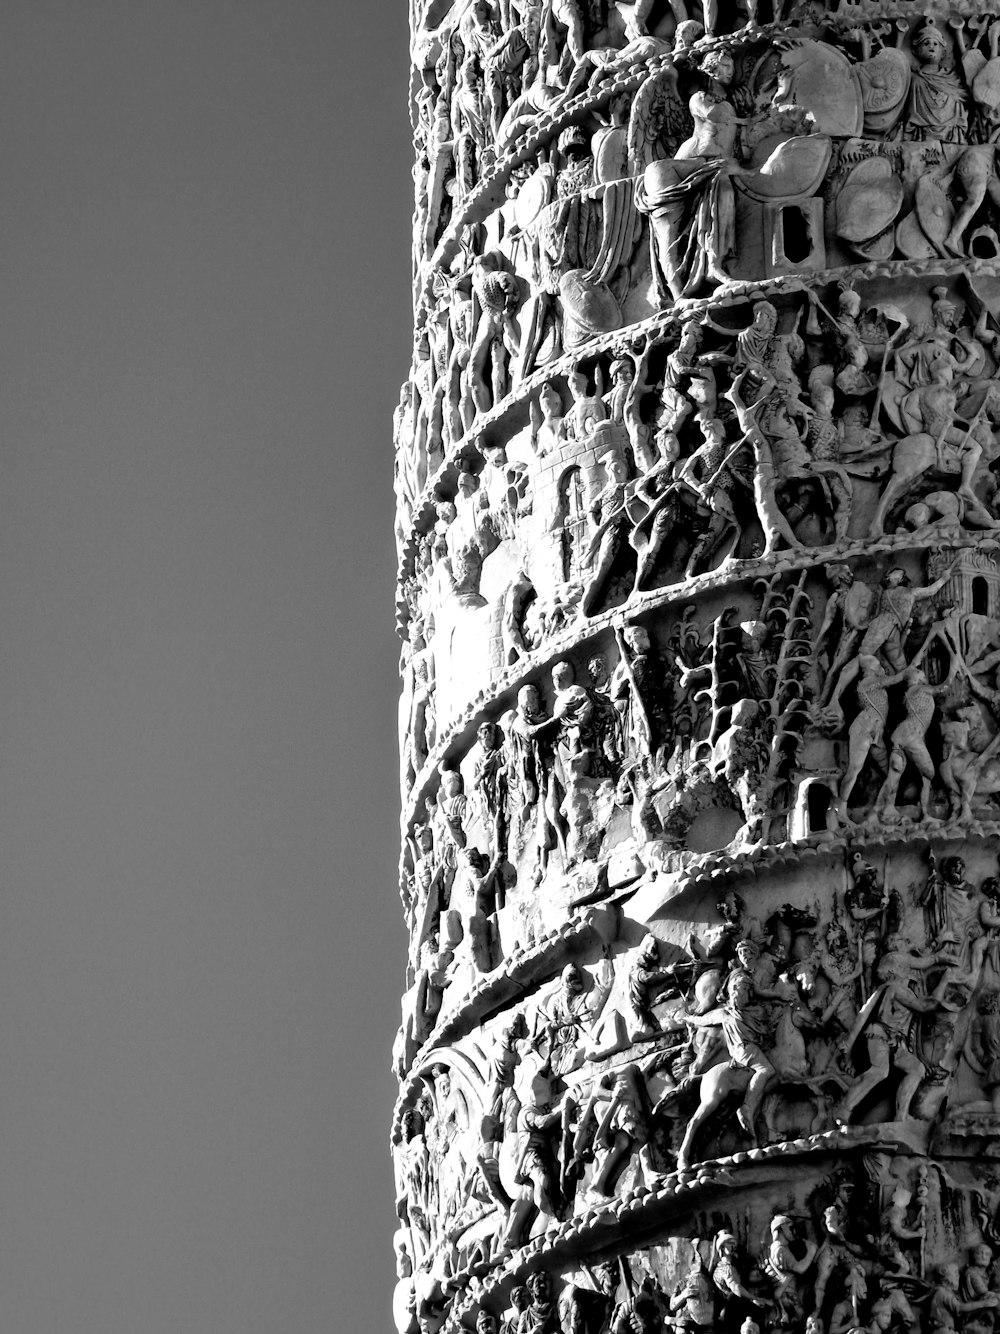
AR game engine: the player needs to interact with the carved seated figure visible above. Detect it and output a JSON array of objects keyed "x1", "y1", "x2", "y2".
[{"x1": 635, "y1": 49, "x2": 827, "y2": 301}]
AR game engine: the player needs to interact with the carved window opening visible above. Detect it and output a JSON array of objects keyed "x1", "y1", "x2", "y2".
[
  {"x1": 974, "y1": 576, "x2": 989, "y2": 615},
  {"x1": 970, "y1": 228, "x2": 1000, "y2": 260},
  {"x1": 557, "y1": 466, "x2": 585, "y2": 522},
  {"x1": 781, "y1": 206, "x2": 812, "y2": 265},
  {"x1": 558, "y1": 466, "x2": 587, "y2": 582}
]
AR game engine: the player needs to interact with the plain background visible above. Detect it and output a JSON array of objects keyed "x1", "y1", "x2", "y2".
[{"x1": 0, "y1": 3, "x2": 410, "y2": 1330}]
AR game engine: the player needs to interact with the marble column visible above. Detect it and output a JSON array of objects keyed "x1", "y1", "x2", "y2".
[{"x1": 393, "y1": 4, "x2": 1000, "y2": 1331}]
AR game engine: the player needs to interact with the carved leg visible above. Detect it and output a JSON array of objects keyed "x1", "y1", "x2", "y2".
[
  {"x1": 892, "y1": 1047, "x2": 927, "y2": 1120},
  {"x1": 869, "y1": 469, "x2": 912, "y2": 537}
]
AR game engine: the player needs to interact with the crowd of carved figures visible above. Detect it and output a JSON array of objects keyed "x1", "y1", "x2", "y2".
[
  {"x1": 395, "y1": 2, "x2": 1000, "y2": 1333},
  {"x1": 394, "y1": 847, "x2": 1000, "y2": 1330},
  {"x1": 398, "y1": 5, "x2": 1000, "y2": 537},
  {"x1": 397, "y1": 276, "x2": 1000, "y2": 768}
]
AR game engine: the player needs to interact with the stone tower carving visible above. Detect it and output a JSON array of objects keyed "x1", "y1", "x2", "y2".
[{"x1": 393, "y1": 3, "x2": 1000, "y2": 1331}]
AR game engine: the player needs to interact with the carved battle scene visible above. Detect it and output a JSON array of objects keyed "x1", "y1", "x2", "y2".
[{"x1": 394, "y1": 2, "x2": 1000, "y2": 1331}]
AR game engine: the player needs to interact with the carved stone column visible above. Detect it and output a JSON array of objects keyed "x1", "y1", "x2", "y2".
[{"x1": 393, "y1": 5, "x2": 1000, "y2": 1332}]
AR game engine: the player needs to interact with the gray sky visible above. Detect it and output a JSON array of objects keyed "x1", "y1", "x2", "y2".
[{"x1": 0, "y1": 4, "x2": 410, "y2": 1330}]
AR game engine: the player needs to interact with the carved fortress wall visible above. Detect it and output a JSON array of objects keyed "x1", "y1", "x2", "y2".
[{"x1": 393, "y1": 2, "x2": 1000, "y2": 1331}]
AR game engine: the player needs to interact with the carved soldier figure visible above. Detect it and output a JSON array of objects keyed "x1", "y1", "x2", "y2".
[
  {"x1": 904, "y1": 19, "x2": 968, "y2": 143},
  {"x1": 812, "y1": 1202, "x2": 870, "y2": 1324},
  {"x1": 584, "y1": 1062, "x2": 657, "y2": 1195},
  {"x1": 506, "y1": 682, "x2": 568, "y2": 871},
  {"x1": 473, "y1": 719, "x2": 509, "y2": 859},
  {"x1": 669, "y1": 1247, "x2": 716, "y2": 1331},
  {"x1": 517, "y1": 1270, "x2": 560, "y2": 1334},
  {"x1": 626, "y1": 933, "x2": 680, "y2": 1037},
  {"x1": 582, "y1": 452, "x2": 632, "y2": 617},
  {"x1": 874, "y1": 666, "x2": 939, "y2": 822},
  {"x1": 609, "y1": 624, "x2": 664, "y2": 761},
  {"x1": 765, "y1": 1213, "x2": 817, "y2": 1325},
  {"x1": 503, "y1": 1073, "x2": 569, "y2": 1251},
  {"x1": 926, "y1": 1260, "x2": 999, "y2": 1331},
  {"x1": 685, "y1": 938, "x2": 777, "y2": 1144},
  {"x1": 539, "y1": 961, "x2": 613, "y2": 1075},
  {"x1": 815, "y1": 565, "x2": 874, "y2": 704},
  {"x1": 711, "y1": 1231, "x2": 767, "y2": 1323},
  {"x1": 501, "y1": 1287, "x2": 530, "y2": 1334},
  {"x1": 838, "y1": 935, "x2": 956, "y2": 1124}
]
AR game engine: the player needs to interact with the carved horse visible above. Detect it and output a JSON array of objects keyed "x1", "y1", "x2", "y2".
[
  {"x1": 868, "y1": 383, "x2": 1000, "y2": 536},
  {"x1": 674, "y1": 1056, "x2": 846, "y2": 1169}
]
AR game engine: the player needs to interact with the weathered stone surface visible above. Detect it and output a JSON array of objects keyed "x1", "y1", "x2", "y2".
[{"x1": 394, "y1": 3, "x2": 1000, "y2": 1330}]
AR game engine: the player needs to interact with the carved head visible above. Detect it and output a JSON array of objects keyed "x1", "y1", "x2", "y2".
[
  {"x1": 604, "y1": 455, "x2": 629, "y2": 483},
  {"x1": 440, "y1": 769, "x2": 463, "y2": 798},
  {"x1": 624, "y1": 626, "x2": 650, "y2": 655},
  {"x1": 735, "y1": 939, "x2": 760, "y2": 967},
  {"x1": 638, "y1": 933, "x2": 660, "y2": 967},
  {"x1": 538, "y1": 381, "x2": 561, "y2": 416},
  {"x1": 825, "y1": 921, "x2": 849, "y2": 952},
  {"x1": 560, "y1": 962, "x2": 584, "y2": 995},
  {"x1": 838, "y1": 286, "x2": 862, "y2": 319},
  {"x1": 526, "y1": 1271, "x2": 551, "y2": 1303},
  {"x1": 913, "y1": 19, "x2": 949, "y2": 66},
  {"x1": 971, "y1": 1242, "x2": 993, "y2": 1268},
  {"x1": 750, "y1": 300, "x2": 778, "y2": 333},
  {"x1": 869, "y1": 1303, "x2": 893, "y2": 1332},
  {"x1": 699, "y1": 416, "x2": 726, "y2": 448},
  {"x1": 700, "y1": 47, "x2": 734, "y2": 86},
  {"x1": 587, "y1": 653, "x2": 610, "y2": 689},
  {"x1": 509, "y1": 1286, "x2": 530, "y2": 1313},
  {"x1": 673, "y1": 19, "x2": 704, "y2": 50},
  {"x1": 478, "y1": 719, "x2": 500, "y2": 750},
  {"x1": 461, "y1": 846, "x2": 487, "y2": 874},
  {"x1": 552, "y1": 660, "x2": 575, "y2": 692},
  {"x1": 729, "y1": 698, "x2": 759, "y2": 727},
  {"x1": 517, "y1": 682, "x2": 541, "y2": 715},
  {"x1": 936, "y1": 1262, "x2": 960, "y2": 1289},
  {"x1": 932, "y1": 285, "x2": 960, "y2": 331},
  {"x1": 502, "y1": 1012, "x2": 528, "y2": 1045},
  {"x1": 943, "y1": 855, "x2": 966, "y2": 885},
  {"x1": 609, "y1": 357, "x2": 634, "y2": 386},
  {"x1": 739, "y1": 619, "x2": 767, "y2": 652},
  {"x1": 882, "y1": 567, "x2": 908, "y2": 588},
  {"x1": 475, "y1": 1313, "x2": 498, "y2": 1334}
]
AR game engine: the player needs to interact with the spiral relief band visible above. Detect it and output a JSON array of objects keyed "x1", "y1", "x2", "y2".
[{"x1": 392, "y1": 3, "x2": 1000, "y2": 1331}]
